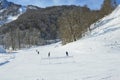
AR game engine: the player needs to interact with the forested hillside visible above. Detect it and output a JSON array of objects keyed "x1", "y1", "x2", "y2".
[{"x1": 0, "y1": 0, "x2": 117, "y2": 50}]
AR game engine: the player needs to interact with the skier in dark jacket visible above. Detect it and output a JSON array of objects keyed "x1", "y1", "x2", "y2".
[
  {"x1": 48, "y1": 52, "x2": 50, "y2": 57},
  {"x1": 37, "y1": 51, "x2": 39, "y2": 54},
  {"x1": 66, "y1": 51, "x2": 69, "y2": 56},
  {"x1": 36, "y1": 50, "x2": 39, "y2": 54}
]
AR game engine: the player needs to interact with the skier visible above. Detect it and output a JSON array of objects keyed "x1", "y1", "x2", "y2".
[
  {"x1": 36, "y1": 50, "x2": 39, "y2": 54},
  {"x1": 48, "y1": 52, "x2": 50, "y2": 57},
  {"x1": 66, "y1": 51, "x2": 69, "y2": 56},
  {"x1": 37, "y1": 51, "x2": 39, "y2": 54}
]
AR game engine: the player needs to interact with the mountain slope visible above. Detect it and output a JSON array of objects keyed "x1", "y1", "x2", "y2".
[
  {"x1": 89, "y1": 5, "x2": 120, "y2": 43},
  {"x1": 0, "y1": 5, "x2": 93, "y2": 49},
  {"x1": 0, "y1": 5, "x2": 120, "y2": 80},
  {"x1": 0, "y1": 0, "x2": 26, "y2": 26}
]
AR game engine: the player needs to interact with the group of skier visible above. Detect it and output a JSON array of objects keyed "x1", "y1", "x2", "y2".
[{"x1": 36, "y1": 50, "x2": 69, "y2": 57}]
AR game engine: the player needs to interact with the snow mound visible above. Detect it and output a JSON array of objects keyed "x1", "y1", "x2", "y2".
[{"x1": 0, "y1": 47, "x2": 6, "y2": 53}]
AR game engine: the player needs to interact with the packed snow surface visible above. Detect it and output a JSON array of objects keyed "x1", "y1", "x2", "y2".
[{"x1": 0, "y1": 5, "x2": 120, "y2": 80}]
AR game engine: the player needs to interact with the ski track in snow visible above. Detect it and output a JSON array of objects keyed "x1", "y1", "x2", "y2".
[{"x1": 0, "y1": 53, "x2": 15, "y2": 66}]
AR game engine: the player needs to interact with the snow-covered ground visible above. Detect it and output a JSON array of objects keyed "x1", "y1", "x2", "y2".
[
  {"x1": 0, "y1": 46, "x2": 6, "y2": 53},
  {"x1": 0, "y1": 5, "x2": 120, "y2": 80}
]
